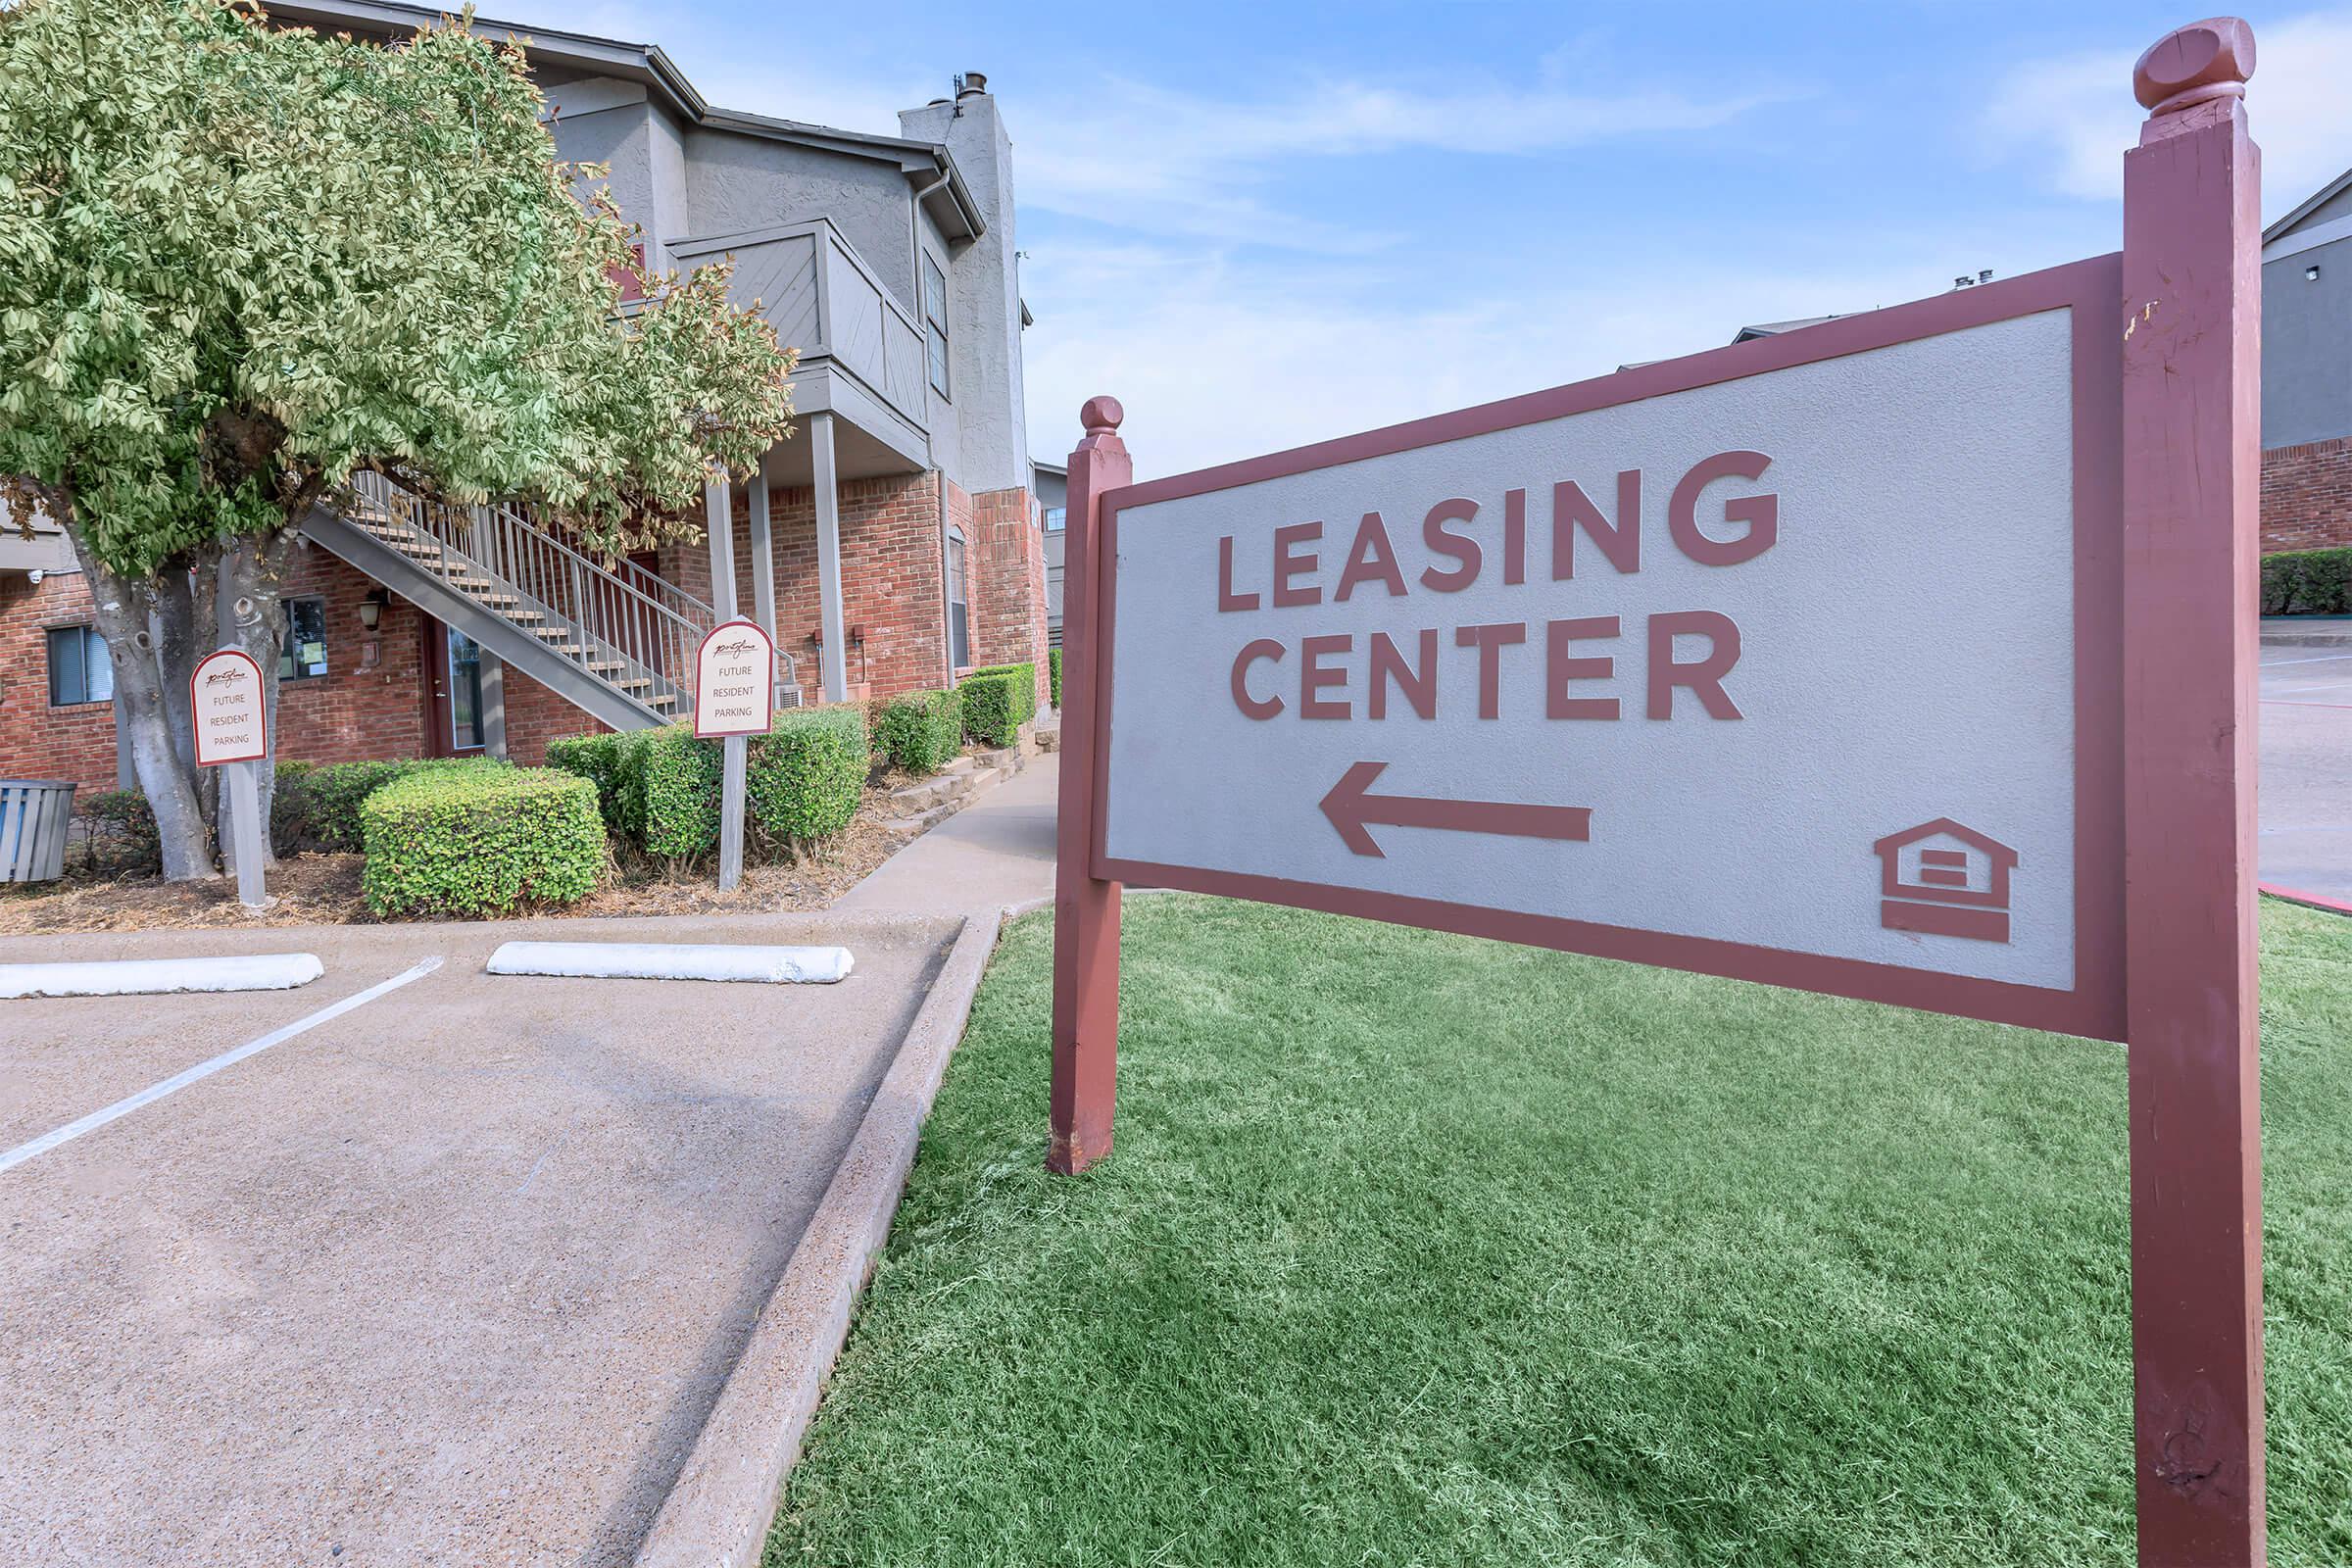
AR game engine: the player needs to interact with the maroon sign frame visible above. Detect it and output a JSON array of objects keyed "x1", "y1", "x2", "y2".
[
  {"x1": 1091, "y1": 254, "x2": 2126, "y2": 1043},
  {"x1": 1049, "y1": 20, "x2": 2267, "y2": 1568}
]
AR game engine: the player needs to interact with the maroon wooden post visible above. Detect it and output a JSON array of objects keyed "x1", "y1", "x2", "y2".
[
  {"x1": 2120, "y1": 19, "x2": 2265, "y2": 1566},
  {"x1": 1049, "y1": 396, "x2": 1132, "y2": 1174}
]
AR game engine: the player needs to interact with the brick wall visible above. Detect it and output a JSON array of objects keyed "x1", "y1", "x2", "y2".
[
  {"x1": 502, "y1": 668, "x2": 608, "y2": 763},
  {"x1": 662, "y1": 467, "x2": 972, "y2": 703},
  {"x1": 968, "y1": 484, "x2": 1049, "y2": 709},
  {"x1": 4, "y1": 463, "x2": 1051, "y2": 793},
  {"x1": 0, "y1": 571, "x2": 121, "y2": 791},
  {"x1": 2262, "y1": 436, "x2": 2352, "y2": 553},
  {"x1": 0, "y1": 543, "x2": 607, "y2": 795}
]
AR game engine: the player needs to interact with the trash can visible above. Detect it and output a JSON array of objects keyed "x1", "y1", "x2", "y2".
[{"x1": 1, "y1": 779, "x2": 77, "y2": 883}]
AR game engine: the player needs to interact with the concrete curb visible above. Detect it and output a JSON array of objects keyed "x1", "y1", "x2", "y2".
[
  {"x1": 485, "y1": 940, "x2": 855, "y2": 984},
  {"x1": 2261, "y1": 617, "x2": 2352, "y2": 648},
  {"x1": 2262, "y1": 882, "x2": 2352, "y2": 916},
  {"x1": 630, "y1": 906, "x2": 1005, "y2": 1568},
  {"x1": 0, "y1": 953, "x2": 324, "y2": 999}
]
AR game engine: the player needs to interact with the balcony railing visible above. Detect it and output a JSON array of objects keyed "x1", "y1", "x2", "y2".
[{"x1": 668, "y1": 218, "x2": 929, "y2": 438}]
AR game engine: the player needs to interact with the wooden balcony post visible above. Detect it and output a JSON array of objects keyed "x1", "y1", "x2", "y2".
[
  {"x1": 809, "y1": 411, "x2": 850, "y2": 703},
  {"x1": 749, "y1": 447, "x2": 781, "y2": 709}
]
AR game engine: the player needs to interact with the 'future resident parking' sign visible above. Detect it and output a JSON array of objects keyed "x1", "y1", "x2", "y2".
[
  {"x1": 694, "y1": 619, "x2": 775, "y2": 738},
  {"x1": 1090, "y1": 266, "x2": 2124, "y2": 1042},
  {"x1": 190, "y1": 649, "x2": 270, "y2": 767}
]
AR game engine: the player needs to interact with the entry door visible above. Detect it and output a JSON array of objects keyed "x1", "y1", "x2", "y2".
[{"x1": 422, "y1": 620, "x2": 487, "y2": 757}]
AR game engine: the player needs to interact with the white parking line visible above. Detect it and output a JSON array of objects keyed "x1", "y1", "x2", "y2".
[
  {"x1": 0, "y1": 956, "x2": 442, "y2": 1175},
  {"x1": 2260, "y1": 652, "x2": 2352, "y2": 667}
]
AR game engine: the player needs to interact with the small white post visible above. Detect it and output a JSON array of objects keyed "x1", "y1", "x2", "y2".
[
  {"x1": 226, "y1": 760, "x2": 266, "y2": 909},
  {"x1": 718, "y1": 735, "x2": 747, "y2": 893}
]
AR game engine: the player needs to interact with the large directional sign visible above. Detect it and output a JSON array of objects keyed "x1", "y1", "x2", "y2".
[
  {"x1": 1090, "y1": 262, "x2": 2124, "y2": 1041},
  {"x1": 1057, "y1": 24, "x2": 2268, "y2": 1564}
]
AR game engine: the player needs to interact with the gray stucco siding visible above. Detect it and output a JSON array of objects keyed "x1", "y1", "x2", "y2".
[
  {"x1": 683, "y1": 135, "x2": 918, "y2": 318},
  {"x1": 2263, "y1": 233, "x2": 2352, "y2": 447}
]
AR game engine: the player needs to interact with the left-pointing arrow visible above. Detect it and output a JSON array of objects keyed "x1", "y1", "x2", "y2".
[{"x1": 1318, "y1": 761, "x2": 1594, "y2": 858}]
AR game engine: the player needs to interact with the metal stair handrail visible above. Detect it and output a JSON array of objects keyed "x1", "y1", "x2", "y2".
[{"x1": 345, "y1": 470, "x2": 801, "y2": 722}]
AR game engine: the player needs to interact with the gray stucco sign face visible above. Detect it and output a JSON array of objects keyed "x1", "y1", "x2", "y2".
[{"x1": 1092, "y1": 286, "x2": 2125, "y2": 1040}]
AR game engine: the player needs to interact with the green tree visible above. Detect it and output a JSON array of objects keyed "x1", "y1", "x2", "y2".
[{"x1": 0, "y1": 0, "x2": 793, "y2": 878}]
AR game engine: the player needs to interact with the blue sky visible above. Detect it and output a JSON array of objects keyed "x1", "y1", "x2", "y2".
[{"x1": 542, "y1": 0, "x2": 2352, "y2": 477}]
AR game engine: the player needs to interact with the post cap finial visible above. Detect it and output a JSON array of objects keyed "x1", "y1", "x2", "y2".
[
  {"x1": 2133, "y1": 17, "x2": 2254, "y2": 116},
  {"x1": 1080, "y1": 395, "x2": 1125, "y2": 436}
]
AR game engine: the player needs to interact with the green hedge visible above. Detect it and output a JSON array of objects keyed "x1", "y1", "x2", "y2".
[
  {"x1": 546, "y1": 731, "x2": 652, "y2": 841},
  {"x1": 965, "y1": 662, "x2": 1039, "y2": 725},
  {"x1": 2263, "y1": 547, "x2": 2352, "y2": 614},
  {"x1": 273, "y1": 756, "x2": 500, "y2": 854},
  {"x1": 959, "y1": 662, "x2": 1037, "y2": 747},
  {"x1": 360, "y1": 766, "x2": 604, "y2": 917},
  {"x1": 637, "y1": 706, "x2": 870, "y2": 859},
  {"x1": 78, "y1": 789, "x2": 159, "y2": 875},
  {"x1": 957, "y1": 671, "x2": 1020, "y2": 748},
  {"x1": 750, "y1": 705, "x2": 868, "y2": 843},
  {"x1": 1049, "y1": 647, "x2": 1061, "y2": 710},
  {"x1": 873, "y1": 689, "x2": 962, "y2": 775}
]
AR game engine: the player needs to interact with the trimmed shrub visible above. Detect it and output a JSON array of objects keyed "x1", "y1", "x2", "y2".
[
  {"x1": 546, "y1": 730, "x2": 651, "y2": 841},
  {"x1": 638, "y1": 724, "x2": 725, "y2": 858},
  {"x1": 638, "y1": 706, "x2": 871, "y2": 859},
  {"x1": 958, "y1": 670, "x2": 1021, "y2": 748},
  {"x1": 2262, "y1": 547, "x2": 2352, "y2": 614},
  {"x1": 78, "y1": 789, "x2": 159, "y2": 875},
  {"x1": 873, "y1": 689, "x2": 962, "y2": 775},
  {"x1": 965, "y1": 662, "x2": 1039, "y2": 727},
  {"x1": 1049, "y1": 646, "x2": 1061, "y2": 710},
  {"x1": 750, "y1": 705, "x2": 868, "y2": 844},
  {"x1": 274, "y1": 756, "x2": 498, "y2": 853},
  {"x1": 361, "y1": 766, "x2": 603, "y2": 917}
]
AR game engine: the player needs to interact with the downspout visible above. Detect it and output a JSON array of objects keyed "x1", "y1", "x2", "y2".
[
  {"x1": 917, "y1": 155, "x2": 956, "y2": 690},
  {"x1": 909, "y1": 162, "x2": 951, "y2": 309}
]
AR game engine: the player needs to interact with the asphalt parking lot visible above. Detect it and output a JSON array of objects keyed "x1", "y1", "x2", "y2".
[
  {"x1": 0, "y1": 911, "x2": 960, "y2": 1567},
  {"x1": 2261, "y1": 628, "x2": 2352, "y2": 904}
]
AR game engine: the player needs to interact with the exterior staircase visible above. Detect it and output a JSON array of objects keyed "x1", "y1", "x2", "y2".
[{"x1": 301, "y1": 471, "x2": 798, "y2": 733}]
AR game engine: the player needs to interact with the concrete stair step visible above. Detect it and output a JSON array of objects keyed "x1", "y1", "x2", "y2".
[{"x1": 890, "y1": 770, "x2": 979, "y2": 810}]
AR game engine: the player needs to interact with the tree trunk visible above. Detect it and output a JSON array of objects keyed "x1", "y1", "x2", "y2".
[
  {"x1": 153, "y1": 565, "x2": 219, "y2": 847},
  {"x1": 217, "y1": 532, "x2": 292, "y2": 870},
  {"x1": 67, "y1": 533, "x2": 215, "y2": 881}
]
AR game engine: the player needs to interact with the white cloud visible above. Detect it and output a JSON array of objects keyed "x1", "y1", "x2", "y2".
[
  {"x1": 1984, "y1": 9, "x2": 2352, "y2": 220},
  {"x1": 1013, "y1": 72, "x2": 1797, "y2": 249},
  {"x1": 1020, "y1": 241, "x2": 1979, "y2": 478}
]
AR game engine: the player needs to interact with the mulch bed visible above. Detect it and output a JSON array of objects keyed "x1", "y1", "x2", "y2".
[{"x1": 0, "y1": 776, "x2": 938, "y2": 935}]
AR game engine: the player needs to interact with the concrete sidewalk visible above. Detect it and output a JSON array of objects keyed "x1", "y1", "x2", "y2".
[{"x1": 834, "y1": 752, "x2": 1059, "y2": 915}]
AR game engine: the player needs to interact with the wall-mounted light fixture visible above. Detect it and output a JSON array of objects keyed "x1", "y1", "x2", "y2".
[
  {"x1": 2308, "y1": 264, "x2": 2324, "y2": 282},
  {"x1": 358, "y1": 587, "x2": 393, "y2": 631}
]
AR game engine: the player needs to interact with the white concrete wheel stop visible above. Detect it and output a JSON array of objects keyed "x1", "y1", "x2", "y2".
[
  {"x1": 485, "y1": 941, "x2": 856, "y2": 985},
  {"x1": 0, "y1": 954, "x2": 325, "y2": 1000}
]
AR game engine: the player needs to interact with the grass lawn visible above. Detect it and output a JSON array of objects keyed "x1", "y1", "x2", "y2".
[{"x1": 768, "y1": 896, "x2": 2352, "y2": 1567}]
